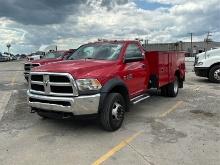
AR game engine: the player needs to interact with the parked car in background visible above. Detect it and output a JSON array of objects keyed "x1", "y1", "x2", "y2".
[
  {"x1": 1, "y1": 52, "x2": 17, "y2": 61},
  {"x1": 27, "y1": 51, "x2": 45, "y2": 61},
  {"x1": 20, "y1": 54, "x2": 27, "y2": 59},
  {"x1": 10, "y1": 54, "x2": 17, "y2": 60},
  {"x1": 2, "y1": 53, "x2": 11, "y2": 61},
  {"x1": 0, "y1": 53, "x2": 9, "y2": 62},
  {"x1": 24, "y1": 49, "x2": 75, "y2": 80},
  {"x1": 194, "y1": 48, "x2": 220, "y2": 83},
  {"x1": 26, "y1": 45, "x2": 58, "y2": 61}
]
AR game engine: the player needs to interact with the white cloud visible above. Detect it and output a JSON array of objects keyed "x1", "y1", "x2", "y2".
[
  {"x1": 144, "y1": 0, "x2": 185, "y2": 5},
  {"x1": 0, "y1": 0, "x2": 219, "y2": 54}
]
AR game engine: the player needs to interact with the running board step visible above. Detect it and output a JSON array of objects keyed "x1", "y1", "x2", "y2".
[{"x1": 131, "y1": 94, "x2": 150, "y2": 104}]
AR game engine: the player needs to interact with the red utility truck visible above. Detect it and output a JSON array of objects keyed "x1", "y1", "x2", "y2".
[
  {"x1": 27, "y1": 40, "x2": 185, "y2": 131},
  {"x1": 24, "y1": 49, "x2": 75, "y2": 81}
]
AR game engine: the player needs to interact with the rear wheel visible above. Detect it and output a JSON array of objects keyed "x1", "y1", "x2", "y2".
[
  {"x1": 209, "y1": 65, "x2": 220, "y2": 83},
  {"x1": 167, "y1": 76, "x2": 179, "y2": 97},
  {"x1": 161, "y1": 85, "x2": 168, "y2": 96},
  {"x1": 100, "y1": 93, "x2": 125, "y2": 131}
]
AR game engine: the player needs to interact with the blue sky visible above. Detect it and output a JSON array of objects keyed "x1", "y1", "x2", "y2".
[{"x1": 135, "y1": 0, "x2": 172, "y2": 10}]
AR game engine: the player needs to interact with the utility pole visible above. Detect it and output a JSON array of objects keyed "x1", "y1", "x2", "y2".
[
  {"x1": 6, "y1": 44, "x2": 11, "y2": 54},
  {"x1": 204, "y1": 31, "x2": 212, "y2": 59},
  {"x1": 189, "y1": 33, "x2": 193, "y2": 57}
]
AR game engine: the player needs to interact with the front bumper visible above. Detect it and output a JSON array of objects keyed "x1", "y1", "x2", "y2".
[
  {"x1": 27, "y1": 90, "x2": 100, "y2": 115},
  {"x1": 194, "y1": 67, "x2": 209, "y2": 78}
]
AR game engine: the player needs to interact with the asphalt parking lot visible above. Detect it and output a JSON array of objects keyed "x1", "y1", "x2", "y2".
[{"x1": 0, "y1": 61, "x2": 219, "y2": 165}]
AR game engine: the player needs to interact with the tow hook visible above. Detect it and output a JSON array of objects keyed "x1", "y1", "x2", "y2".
[
  {"x1": 30, "y1": 108, "x2": 36, "y2": 113},
  {"x1": 62, "y1": 113, "x2": 73, "y2": 119}
]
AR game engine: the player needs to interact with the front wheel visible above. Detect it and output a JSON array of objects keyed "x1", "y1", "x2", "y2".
[
  {"x1": 25, "y1": 77, "x2": 28, "y2": 82},
  {"x1": 37, "y1": 111, "x2": 49, "y2": 119},
  {"x1": 100, "y1": 93, "x2": 125, "y2": 131},
  {"x1": 209, "y1": 65, "x2": 220, "y2": 83}
]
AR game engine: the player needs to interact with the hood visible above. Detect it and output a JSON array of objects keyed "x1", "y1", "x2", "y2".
[
  {"x1": 33, "y1": 59, "x2": 119, "y2": 80},
  {"x1": 196, "y1": 48, "x2": 220, "y2": 61},
  {"x1": 31, "y1": 58, "x2": 62, "y2": 65}
]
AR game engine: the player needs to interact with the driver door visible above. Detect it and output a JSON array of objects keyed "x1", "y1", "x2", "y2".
[{"x1": 122, "y1": 43, "x2": 148, "y2": 97}]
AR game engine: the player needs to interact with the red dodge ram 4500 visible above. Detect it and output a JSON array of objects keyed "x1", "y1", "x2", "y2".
[{"x1": 27, "y1": 40, "x2": 185, "y2": 131}]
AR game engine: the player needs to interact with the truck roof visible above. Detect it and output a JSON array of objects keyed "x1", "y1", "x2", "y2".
[{"x1": 91, "y1": 40, "x2": 141, "y2": 44}]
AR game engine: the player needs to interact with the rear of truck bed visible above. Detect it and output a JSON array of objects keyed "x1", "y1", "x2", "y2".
[{"x1": 146, "y1": 51, "x2": 185, "y2": 88}]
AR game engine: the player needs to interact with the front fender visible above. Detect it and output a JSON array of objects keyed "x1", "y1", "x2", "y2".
[{"x1": 98, "y1": 78, "x2": 129, "y2": 112}]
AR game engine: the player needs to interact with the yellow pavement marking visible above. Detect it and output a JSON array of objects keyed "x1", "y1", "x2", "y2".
[
  {"x1": 194, "y1": 86, "x2": 201, "y2": 91},
  {"x1": 92, "y1": 101, "x2": 184, "y2": 165},
  {"x1": 159, "y1": 101, "x2": 183, "y2": 118},
  {"x1": 10, "y1": 72, "x2": 18, "y2": 86},
  {"x1": 92, "y1": 131, "x2": 143, "y2": 165}
]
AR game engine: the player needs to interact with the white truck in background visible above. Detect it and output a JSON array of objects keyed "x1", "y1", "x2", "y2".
[
  {"x1": 27, "y1": 45, "x2": 57, "y2": 61},
  {"x1": 194, "y1": 48, "x2": 220, "y2": 83}
]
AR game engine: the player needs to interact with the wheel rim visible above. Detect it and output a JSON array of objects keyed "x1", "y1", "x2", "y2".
[
  {"x1": 174, "y1": 79, "x2": 178, "y2": 94},
  {"x1": 112, "y1": 102, "x2": 124, "y2": 121},
  {"x1": 214, "y1": 69, "x2": 220, "y2": 80}
]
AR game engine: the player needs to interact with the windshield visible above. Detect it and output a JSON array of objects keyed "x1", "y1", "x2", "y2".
[
  {"x1": 44, "y1": 52, "x2": 64, "y2": 59},
  {"x1": 67, "y1": 43, "x2": 123, "y2": 60}
]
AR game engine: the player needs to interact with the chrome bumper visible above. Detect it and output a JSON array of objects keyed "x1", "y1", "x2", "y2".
[{"x1": 27, "y1": 90, "x2": 100, "y2": 115}]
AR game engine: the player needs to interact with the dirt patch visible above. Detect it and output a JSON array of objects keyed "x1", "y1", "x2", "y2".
[
  {"x1": 150, "y1": 120, "x2": 187, "y2": 144},
  {"x1": 190, "y1": 110, "x2": 215, "y2": 117}
]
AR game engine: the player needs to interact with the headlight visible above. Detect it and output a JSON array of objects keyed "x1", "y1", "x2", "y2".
[
  {"x1": 196, "y1": 62, "x2": 203, "y2": 66},
  {"x1": 76, "y1": 79, "x2": 102, "y2": 92}
]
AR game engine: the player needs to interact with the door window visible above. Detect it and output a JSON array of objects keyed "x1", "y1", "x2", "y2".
[{"x1": 125, "y1": 44, "x2": 143, "y2": 59}]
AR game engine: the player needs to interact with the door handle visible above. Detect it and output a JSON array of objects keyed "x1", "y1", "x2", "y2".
[{"x1": 141, "y1": 64, "x2": 146, "y2": 68}]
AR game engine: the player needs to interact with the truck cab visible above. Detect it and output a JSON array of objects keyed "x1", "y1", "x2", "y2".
[
  {"x1": 27, "y1": 40, "x2": 185, "y2": 131},
  {"x1": 194, "y1": 48, "x2": 220, "y2": 83}
]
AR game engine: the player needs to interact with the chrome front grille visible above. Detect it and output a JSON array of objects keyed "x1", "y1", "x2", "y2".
[
  {"x1": 24, "y1": 63, "x2": 40, "y2": 71},
  {"x1": 29, "y1": 72, "x2": 78, "y2": 96}
]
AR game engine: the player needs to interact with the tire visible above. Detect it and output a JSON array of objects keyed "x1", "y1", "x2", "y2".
[
  {"x1": 167, "y1": 76, "x2": 179, "y2": 97},
  {"x1": 100, "y1": 93, "x2": 125, "y2": 131},
  {"x1": 25, "y1": 77, "x2": 28, "y2": 82},
  {"x1": 209, "y1": 65, "x2": 220, "y2": 83},
  {"x1": 161, "y1": 85, "x2": 168, "y2": 96},
  {"x1": 37, "y1": 111, "x2": 49, "y2": 119}
]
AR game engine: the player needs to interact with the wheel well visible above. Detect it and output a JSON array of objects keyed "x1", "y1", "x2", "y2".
[
  {"x1": 175, "y1": 70, "x2": 180, "y2": 79},
  {"x1": 109, "y1": 85, "x2": 130, "y2": 111},
  {"x1": 98, "y1": 85, "x2": 130, "y2": 113},
  {"x1": 175, "y1": 70, "x2": 183, "y2": 88},
  {"x1": 208, "y1": 62, "x2": 220, "y2": 75}
]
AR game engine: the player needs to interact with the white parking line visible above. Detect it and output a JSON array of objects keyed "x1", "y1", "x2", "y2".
[{"x1": 0, "y1": 91, "x2": 12, "y2": 121}]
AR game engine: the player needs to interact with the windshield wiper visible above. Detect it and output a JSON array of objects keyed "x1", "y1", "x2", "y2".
[
  {"x1": 67, "y1": 57, "x2": 95, "y2": 60},
  {"x1": 85, "y1": 57, "x2": 95, "y2": 60}
]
